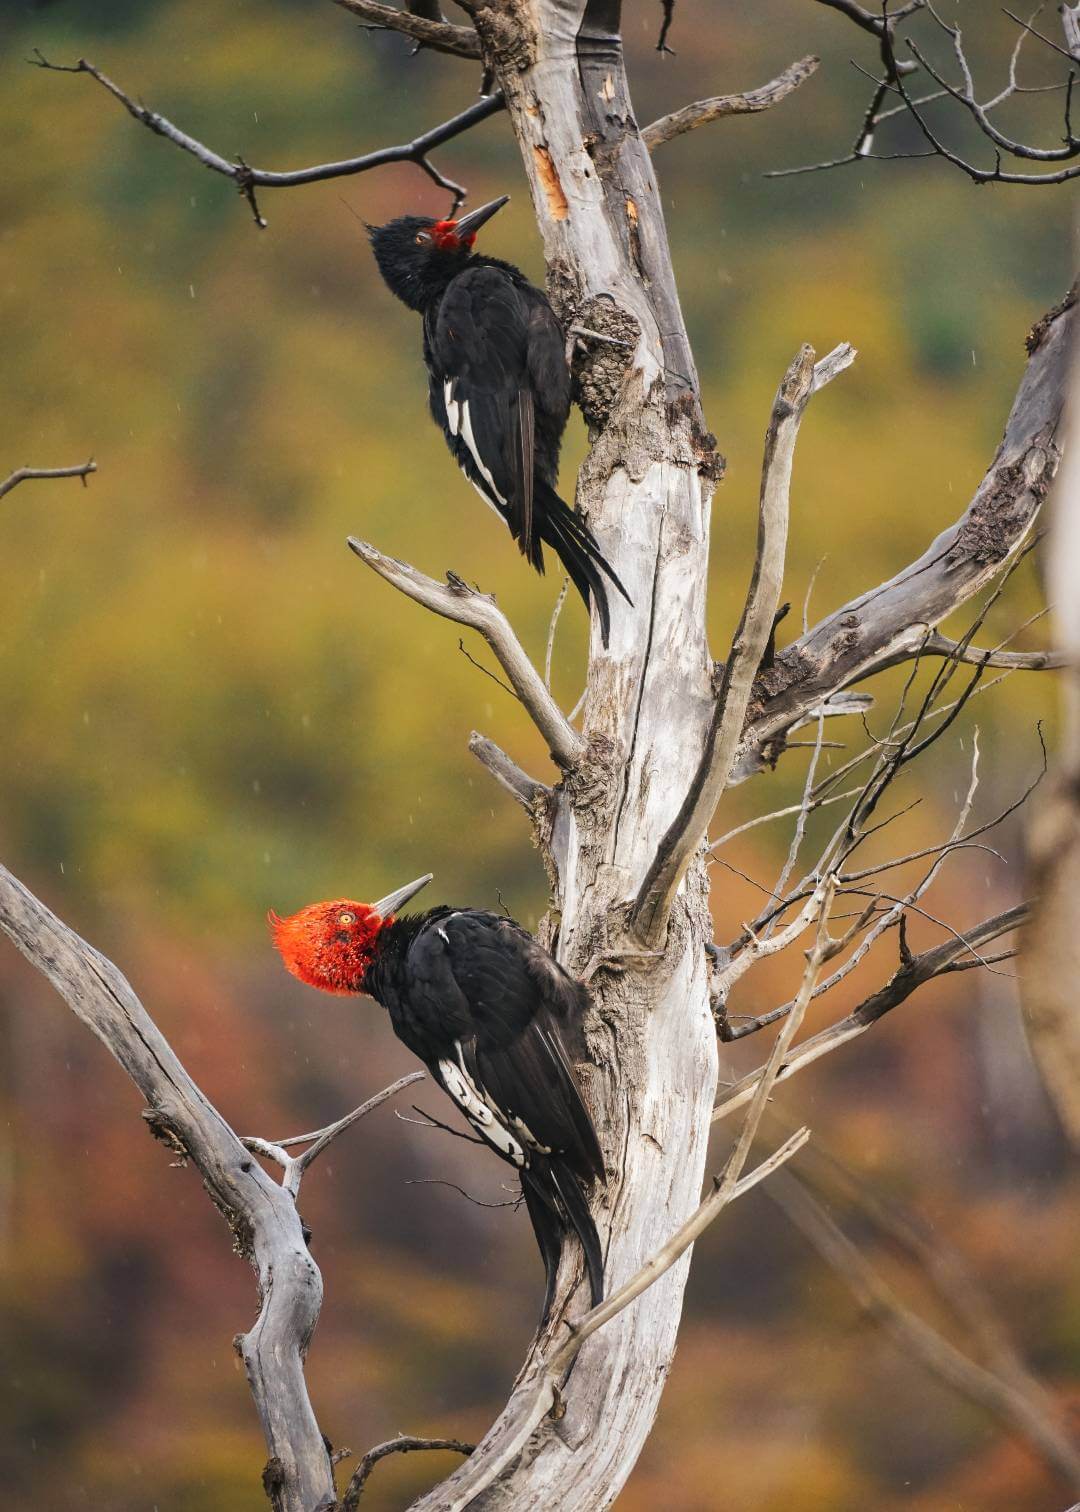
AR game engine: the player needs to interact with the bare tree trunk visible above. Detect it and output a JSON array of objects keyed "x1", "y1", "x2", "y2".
[{"x1": 406, "y1": 6, "x2": 721, "y2": 1506}]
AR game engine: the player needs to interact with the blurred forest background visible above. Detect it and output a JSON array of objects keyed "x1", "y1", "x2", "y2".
[{"x1": 1, "y1": 1, "x2": 1076, "y2": 1508}]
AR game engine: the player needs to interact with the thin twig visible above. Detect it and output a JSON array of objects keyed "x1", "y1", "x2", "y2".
[
  {"x1": 396, "y1": 1104, "x2": 486, "y2": 1146},
  {"x1": 405, "y1": 1176, "x2": 520, "y2": 1208},
  {"x1": 0, "y1": 459, "x2": 96, "y2": 500},
  {"x1": 341, "y1": 1436, "x2": 475, "y2": 1510},
  {"x1": 544, "y1": 578, "x2": 569, "y2": 690},
  {"x1": 31, "y1": 52, "x2": 500, "y2": 223}
]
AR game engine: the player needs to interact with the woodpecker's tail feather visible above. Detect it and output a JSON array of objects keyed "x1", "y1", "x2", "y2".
[
  {"x1": 521, "y1": 1174, "x2": 561, "y2": 1326},
  {"x1": 522, "y1": 1156, "x2": 604, "y2": 1323},
  {"x1": 536, "y1": 481, "x2": 632, "y2": 649}
]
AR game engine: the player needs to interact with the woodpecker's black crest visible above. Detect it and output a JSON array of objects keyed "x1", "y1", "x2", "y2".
[
  {"x1": 271, "y1": 873, "x2": 606, "y2": 1321},
  {"x1": 368, "y1": 197, "x2": 631, "y2": 646}
]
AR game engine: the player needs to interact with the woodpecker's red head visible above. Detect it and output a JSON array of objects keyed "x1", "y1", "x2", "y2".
[
  {"x1": 368, "y1": 196, "x2": 509, "y2": 312},
  {"x1": 270, "y1": 873, "x2": 433, "y2": 995}
]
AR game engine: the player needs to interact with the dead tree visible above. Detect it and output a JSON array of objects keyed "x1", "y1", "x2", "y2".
[{"x1": 5, "y1": 5, "x2": 1078, "y2": 1509}]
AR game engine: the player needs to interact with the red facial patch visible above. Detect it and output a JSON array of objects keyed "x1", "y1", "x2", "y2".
[
  {"x1": 431, "y1": 219, "x2": 476, "y2": 252},
  {"x1": 269, "y1": 900, "x2": 389, "y2": 995}
]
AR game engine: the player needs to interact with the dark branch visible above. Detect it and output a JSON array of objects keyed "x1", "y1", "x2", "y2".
[
  {"x1": 789, "y1": 0, "x2": 1080, "y2": 184},
  {"x1": 30, "y1": 53, "x2": 502, "y2": 223},
  {"x1": 0, "y1": 458, "x2": 96, "y2": 501},
  {"x1": 812, "y1": 0, "x2": 926, "y2": 39},
  {"x1": 341, "y1": 1436, "x2": 474, "y2": 1509}
]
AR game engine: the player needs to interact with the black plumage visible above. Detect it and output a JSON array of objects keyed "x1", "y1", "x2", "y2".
[
  {"x1": 365, "y1": 905, "x2": 605, "y2": 1318},
  {"x1": 368, "y1": 200, "x2": 631, "y2": 645}
]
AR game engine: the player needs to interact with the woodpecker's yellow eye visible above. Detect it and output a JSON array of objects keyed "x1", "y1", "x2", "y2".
[
  {"x1": 415, "y1": 232, "x2": 431, "y2": 245},
  {"x1": 338, "y1": 911, "x2": 356, "y2": 925}
]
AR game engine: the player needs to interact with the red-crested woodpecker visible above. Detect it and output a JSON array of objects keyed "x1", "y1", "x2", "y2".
[
  {"x1": 367, "y1": 197, "x2": 630, "y2": 646},
  {"x1": 271, "y1": 873, "x2": 605, "y2": 1319}
]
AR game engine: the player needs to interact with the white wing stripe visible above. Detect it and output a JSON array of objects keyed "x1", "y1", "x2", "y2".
[
  {"x1": 439, "y1": 1054, "x2": 526, "y2": 1167},
  {"x1": 463, "y1": 470, "x2": 505, "y2": 522},
  {"x1": 443, "y1": 378, "x2": 460, "y2": 437},
  {"x1": 459, "y1": 400, "x2": 508, "y2": 507}
]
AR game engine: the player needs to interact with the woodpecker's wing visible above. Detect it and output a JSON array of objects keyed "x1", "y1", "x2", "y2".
[
  {"x1": 430, "y1": 266, "x2": 568, "y2": 568},
  {"x1": 405, "y1": 910, "x2": 604, "y2": 1183}
]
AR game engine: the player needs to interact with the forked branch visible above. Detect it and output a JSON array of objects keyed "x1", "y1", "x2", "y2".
[
  {"x1": 792, "y1": 0, "x2": 1080, "y2": 184},
  {"x1": 31, "y1": 52, "x2": 501, "y2": 223},
  {"x1": 243, "y1": 1072, "x2": 424, "y2": 1199},
  {"x1": 348, "y1": 538, "x2": 586, "y2": 767},
  {"x1": 0, "y1": 861, "x2": 415, "y2": 1512}
]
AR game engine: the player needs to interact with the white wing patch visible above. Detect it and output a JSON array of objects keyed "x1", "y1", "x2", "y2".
[
  {"x1": 439, "y1": 1051, "x2": 526, "y2": 1167},
  {"x1": 461, "y1": 467, "x2": 505, "y2": 522},
  {"x1": 459, "y1": 400, "x2": 508, "y2": 507},
  {"x1": 443, "y1": 379, "x2": 461, "y2": 437}
]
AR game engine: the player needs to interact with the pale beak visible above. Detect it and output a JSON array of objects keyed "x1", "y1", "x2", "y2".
[
  {"x1": 372, "y1": 872, "x2": 433, "y2": 917},
  {"x1": 454, "y1": 195, "x2": 509, "y2": 239}
]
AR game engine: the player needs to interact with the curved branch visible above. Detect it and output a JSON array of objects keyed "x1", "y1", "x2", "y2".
[
  {"x1": 341, "y1": 1437, "x2": 474, "y2": 1510},
  {"x1": 0, "y1": 459, "x2": 96, "y2": 500},
  {"x1": 331, "y1": 0, "x2": 482, "y2": 58},
  {"x1": 347, "y1": 539, "x2": 586, "y2": 768},
  {"x1": 812, "y1": 0, "x2": 926, "y2": 38},
  {"x1": 631, "y1": 343, "x2": 855, "y2": 945},
  {"x1": 736, "y1": 288, "x2": 1075, "y2": 779},
  {"x1": 30, "y1": 53, "x2": 500, "y2": 224},
  {"x1": 642, "y1": 55, "x2": 820, "y2": 149},
  {"x1": 0, "y1": 863, "x2": 336, "y2": 1512}
]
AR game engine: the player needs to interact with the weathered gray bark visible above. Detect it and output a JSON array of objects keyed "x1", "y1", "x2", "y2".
[
  {"x1": 0, "y1": 864, "x2": 338, "y2": 1512},
  {"x1": 403, "y1": 6, "x2": 722, "y2": 1506}
]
